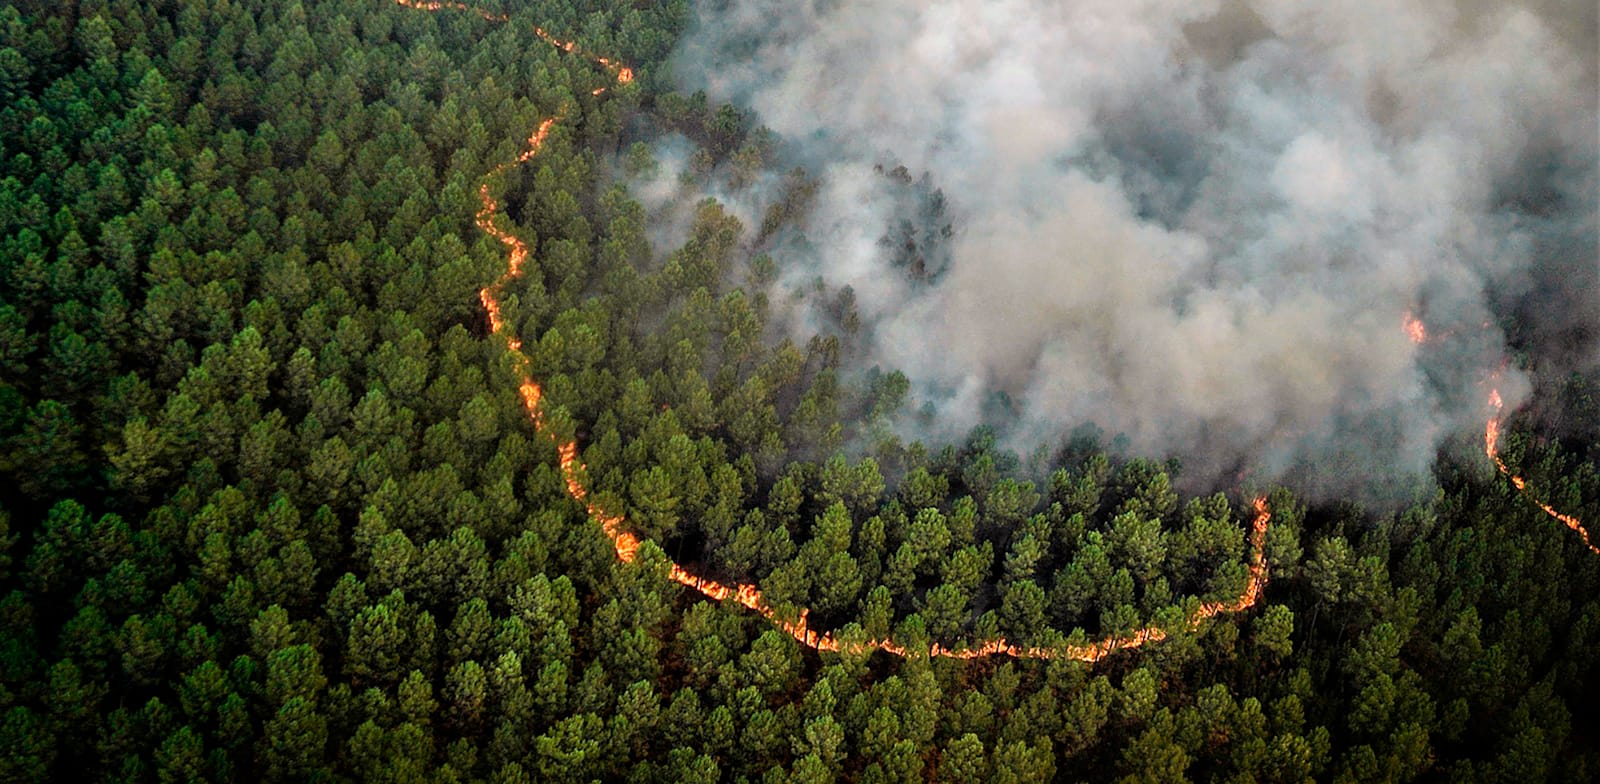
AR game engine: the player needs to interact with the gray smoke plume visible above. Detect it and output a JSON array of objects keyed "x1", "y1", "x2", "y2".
[{"x1": 662, "y1": 0, "x2": 1599, "y2": 498}]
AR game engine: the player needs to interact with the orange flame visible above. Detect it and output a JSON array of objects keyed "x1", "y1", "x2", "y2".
[
  {"x1": 397, "y1": 0, "x2": 1279, "y2": 661},
  {"x1": 1484, "y1": 388, "x2": 1598, "y2": 555},
  {"x1": 1405, "y1": 317, "x2": 1592, "y2": 554},
  {"x1": 1403, "y1": 311, "x2": 1427, "y2": 345},
  {"x1": 394, "y1": 0, "x2": 506, "y2": 22}
]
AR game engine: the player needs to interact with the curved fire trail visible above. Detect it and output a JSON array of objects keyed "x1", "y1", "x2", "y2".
[
  {"x1": 1406, "y1": 312, "x2": 1596, "y2": 555},
  {"x1": 1485, "y1": 389, "x2": 1599, "y2": 555},
  {"x1": 395, "y1": 0, "x2": 1276, "y2": 660}
]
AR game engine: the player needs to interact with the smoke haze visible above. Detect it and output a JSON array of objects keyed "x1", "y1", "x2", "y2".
[{"x1": 663, "y1": 0, "x2": 1599, "y2": 497}]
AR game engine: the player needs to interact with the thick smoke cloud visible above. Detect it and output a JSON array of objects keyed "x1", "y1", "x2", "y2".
[{"x1": 666, "y1": 0, "x2": 1598, "y2": 498}]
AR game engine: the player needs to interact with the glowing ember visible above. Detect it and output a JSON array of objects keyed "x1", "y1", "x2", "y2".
[
  {"x1": 1484, "y1": 388, "x2": 1598, "y2": 555},
  {"x1": 1403, "y1": 311, "x2": 1427, "y2": 345},
  {"x1": 397, "y1": 0, "x2": 1280, "y2": 660}
]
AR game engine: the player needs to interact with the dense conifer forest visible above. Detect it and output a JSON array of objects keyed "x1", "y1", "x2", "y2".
[{"x1": 1, "y1": 0, "x2": 1598, "y2": 781}]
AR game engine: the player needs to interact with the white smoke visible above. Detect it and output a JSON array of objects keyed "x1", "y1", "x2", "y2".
[{"x1": 665, "y1": 0, "x2": 1598, "y2": 496}]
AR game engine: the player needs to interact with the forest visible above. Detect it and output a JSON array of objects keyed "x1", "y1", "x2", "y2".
[{"x1": 1, "y1": 0, "x2": 1598, "y2": 781}]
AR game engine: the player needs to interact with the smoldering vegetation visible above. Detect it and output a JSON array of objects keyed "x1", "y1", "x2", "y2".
[{"x1": 640, "y1": 0, "x2": 1598, "y2": 500}]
